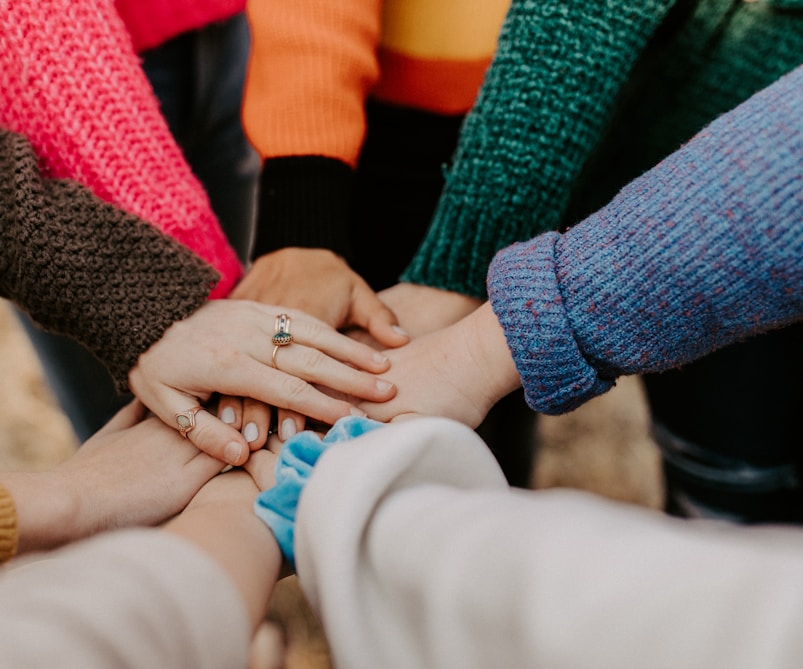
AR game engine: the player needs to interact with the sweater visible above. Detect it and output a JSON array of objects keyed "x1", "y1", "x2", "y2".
[
  {"x1": 295, "y1": 417, "x2": 803, "y2": 669},
  {"x1": 403, "y1": 0, "x2": 803, "y2": 298},
  {"x1": 115, "y1": 0, "x2": 245, "y2": 53},
  {"x1": 0, "y1": 484, "x2": 16, "y2": 565},
  {"x1": 243, "y1": 0, "x2": 510, "y2": 259},
  {"x1": 0, "y1": 0, "x2": 242, "y2": 297},
  {"x1": 0, "y1": 530, "x2": 251, "y2": 668},
  {"x1": 0, "y1": 126, "x2": 218, "y2": 391},
  {"x1": 487, "y1": 65, "x2": 803, "y2": 415}
]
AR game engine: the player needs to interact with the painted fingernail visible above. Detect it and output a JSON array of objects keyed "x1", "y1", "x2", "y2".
[
  {"x1": 224, "y1": 441, "x2": 243, "y2": 465},
  {"x1": 220, "y1": 407, "x2": 236, "y2": 424},
  {"x1": 280, "y1": 418, "x2": 297, "y2": 441},
  {"x1": 243, "y1": 422, "x2": 259, "y2": 443},
  {"x1": 392, "y1": 325, "x2": 409, "y2": 337},
  {"x1": 373, "y1": 352, "x2": 389, "y2": 364},
  {"x1": 376, "y1": 380, "x2": 394, "y2": 393},
  {"x1": 350, "y1": 407, "x2": 368, "y2": 417}
]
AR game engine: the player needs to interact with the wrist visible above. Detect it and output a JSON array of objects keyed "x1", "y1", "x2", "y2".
[
  {"x1": 0, "y1": 471, "x2": 81, "y2": 554},
  {"x1": 463, "y1": 303, "x2": 522, "y2": 406}
]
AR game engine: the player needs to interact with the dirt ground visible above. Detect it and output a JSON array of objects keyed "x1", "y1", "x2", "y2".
[{"x1": 0, "y1": 298, "x2": 664, "y2": 667}]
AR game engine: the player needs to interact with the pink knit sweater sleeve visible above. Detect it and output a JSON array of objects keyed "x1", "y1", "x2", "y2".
[{"x1": 0, "y1": 0, "x2": 242, "y2": 297}]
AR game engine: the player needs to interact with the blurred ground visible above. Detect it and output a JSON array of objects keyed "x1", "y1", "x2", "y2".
[{"x1": 0, "y1": 298, "x2": 664, "y2": 667}]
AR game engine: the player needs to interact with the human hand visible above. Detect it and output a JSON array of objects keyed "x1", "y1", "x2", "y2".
[
  {"x1": 378, "y1": 283, "x2": 483, "y2": 338},
  {"x1": 128, "y1": 300, "x2": 397, "y2": 466},
  {"x1": 232, "y1": 248, "x2": 410, "y2": 347},
  {"x1": 49, "y1": 400, "x2": 224, "y2": 545},
  {"x1": 357, "y1": 303, "x2": 522, "y2": 427}
]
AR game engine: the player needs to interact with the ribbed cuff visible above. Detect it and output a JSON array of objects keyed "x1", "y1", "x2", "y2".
[
  {"x1": 253, "y1": 156, "x2": 355, "y2": 262},
  {"x1": 0, "y1": 484, "x2": 19, "y2": 564}
]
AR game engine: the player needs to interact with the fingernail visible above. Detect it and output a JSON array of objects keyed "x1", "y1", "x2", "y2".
[
  {"x1": 224, "y1": 441, "x2": 243, "y2": 465},
  {"x1": 392, "y1": 325, "x2": 408, "y2": 337},
  {"x1": 350, "y1": 407, "x2": 368, "y2": 417},
  {"x1": 373, "y1": 352, "x2": 389, "y2": 364},
  {"x1": 220, "y1": 407, "x2": 235, "y2": 424},
  {"x1": 280, "y1": 418, "x2": 297, "y2": 441},
  {"x1": 243, "y1": 422, "x2": 259, "y2": 443},
  {"x1": 376, "y1": 380, "x2": 394, "y2": 393}
]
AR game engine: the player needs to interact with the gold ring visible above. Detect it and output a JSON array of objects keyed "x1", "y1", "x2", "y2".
[
  {"x1": 272, "y1": 313, "x2": 294, "y2": 346},
  {"x1": 272, "y1": 344, "x2": 281, "y2": 370},
  {"x1": 175, "y1": 406, "x2": 202, "y2": 438}
]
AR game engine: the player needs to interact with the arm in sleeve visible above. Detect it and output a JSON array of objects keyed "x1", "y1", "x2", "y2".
[
  {"x1": 244, "y1": 0, "x2": 382, "y2": 260},
  {"x1": 401, "y1": 0, "x2": 676, "y2": 298},
  {"x1": 0, "y1": 127, "x2": 218, "y2": 392},
  {"x1": 0, "y1": 529, "x2": 250, "y2": 669},
  {"x1": 488, "y1": 65, "x2": 803, "y2": 414},
  {"x1": 0, "y1": 0, "x2": 241, "y2": 295},
  {"x1": 295, "y1": 417, "x2": 803, "y2": 669}
]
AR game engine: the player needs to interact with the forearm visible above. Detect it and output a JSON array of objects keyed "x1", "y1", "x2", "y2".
[
  {"x1": 0, "y1": 127, "x2": 218, "y2": 391},
  {"x1": 0, "y1": 0, "x2": 242, "y2": 295},
  {"x1": 489, "y1": 66, "x2": 803, "y2": 414},
  {"x1": 0, "y1": 530, "x2": 251, "y2": 668},
  {"x1": 296, "y1": 418, "x2": 803, "y2": 669},
  {"x1": 165, "y1": 472, "x2": 282, "y2": 630},
  {"x1": 0, "y1": 472, "x2": 82, "y2": 554},
  {"x1": 244, "y1": 0, "x2": 382, "y2": 259},
  {"x1": 402, "y1": 0, "x2": 674, "y2": 298}
]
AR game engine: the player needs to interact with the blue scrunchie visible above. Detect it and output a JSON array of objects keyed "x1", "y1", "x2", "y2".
[{"x1": 254, "y1": 416, "x2": 384, "y2": 568}]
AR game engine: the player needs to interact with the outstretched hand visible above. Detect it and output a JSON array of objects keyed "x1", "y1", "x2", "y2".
[
  {"x1": 232, "y1": 248, "x2": 409, "y2": 347},
  {"x1": 358, "y1": 303, "x2": 522, "y2": 427},
  {"x1": 128, "y1": 300, "x2": 397, "y2": 466}
]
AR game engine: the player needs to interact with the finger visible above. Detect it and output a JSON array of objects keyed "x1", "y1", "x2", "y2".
[
  {"x1": 349, "y1": 281, "x2": 410, "y2": 349},
  {"x1": 93, "y1": 398, "x2": 147, "y2": 436},
  {"x1": 217, "y1": 395, "x2": 244, "y2": 431},
  {"x1": 274, "y1": 407, "x2": 305, "y2": 443},
  {"x1": 243, "y1": 448, "x2": 278, "y2": 489},
  {"x1": 277, "y1": 313, "x2": 391, "y2": 373},
  {"x1": 241, "y1": 397, "x2": 271, "y2": 450},
  {"x1": 268, "y1": 342, "x2": 396, "y2": 403},
  {"x1": 165, "y1": 394, "x2": 251, "y2": 467}
]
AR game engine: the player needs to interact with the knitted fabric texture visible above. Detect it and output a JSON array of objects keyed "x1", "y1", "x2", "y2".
[
  {"x1": 0, "y1": 484, "x2": 18, "y2": 564},
  {"x1": 0, "y1": 0, "x2": 242, "y2": 297},
  {"x1": 487, "y1": 65, "x2": 803, "y2": 415},
  {"x1": 115, "y1": 0, "x2": 245, "y2": 53},
  {"x1": 245, "y1": 0, "x2": 508, "y2": 259},
  {"x1": 1, "y1": 127, "x2": 219, "y2": 391},
  {"x1": 255, "y1": 417, "x2": 385, "y2": 569},
  {"x1": 402, "y1": 0, "x2": 803, "y2": 298}
]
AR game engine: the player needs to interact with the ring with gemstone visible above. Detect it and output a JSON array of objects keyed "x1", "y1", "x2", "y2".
[
  {"x1": 272, "y1": 313, "x2": 294, "y2": 346},
  {"x1": 175, "y1": 406, "x2": 203, "y2": 438}
]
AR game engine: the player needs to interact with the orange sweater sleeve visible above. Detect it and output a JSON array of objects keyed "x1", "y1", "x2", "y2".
[{"x1": 243, "y1": 0, "x2": 382, "y2": 167}]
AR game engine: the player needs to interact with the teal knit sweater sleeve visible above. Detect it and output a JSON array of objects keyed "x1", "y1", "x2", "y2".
[
  {"x1": 401, "y1": 0, "x2": 674, "y2": 298},
  {"x1": 487, "y1": 66, "x2": 803, "y2": 415}
]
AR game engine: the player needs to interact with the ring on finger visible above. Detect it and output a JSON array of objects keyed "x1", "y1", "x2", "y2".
[
  {"x1": 272, "y1": 313, "x2": 294, "y2": 346},
  {"x1": 271, "y1": 344, "x2": 282, "y2": 370},
  {"x1": 175, "y1": 406, "x2": 203, "y2": 438}
]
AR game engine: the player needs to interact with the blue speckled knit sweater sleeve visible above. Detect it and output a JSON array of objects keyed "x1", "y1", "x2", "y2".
[{"x1": 488, "y1": 66, "x2": 803, "y2": 415}]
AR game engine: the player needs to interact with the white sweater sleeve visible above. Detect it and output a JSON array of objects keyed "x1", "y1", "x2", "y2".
[
  {"x1": 295, "y1": 417, "x2": 803, "y2": 669},
  {"x1": 0, "y1": 529, "x2": 251, "y2": 669}
]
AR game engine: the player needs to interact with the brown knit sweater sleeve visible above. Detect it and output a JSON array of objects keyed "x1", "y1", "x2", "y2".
[
  {"x1": 0, "y1": 483, "x2": 18, "y2": 564},
  {"x1": 0, "y1": 127, "x2": 220, "y2": 391}
]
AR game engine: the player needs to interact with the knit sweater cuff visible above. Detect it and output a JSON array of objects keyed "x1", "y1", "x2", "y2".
[
  {"x1": 253, "y1": 156, "x2": 355, "y2": 262},
  {"x1": 0, "y1": 484, "x2": 18, "y2": 564},
  {"x1": 487, "y1": 233, "x2": 613, "y2": 415},
  {"x1": 1, "y1": 128, "x2": 218, "y2": 392}
]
